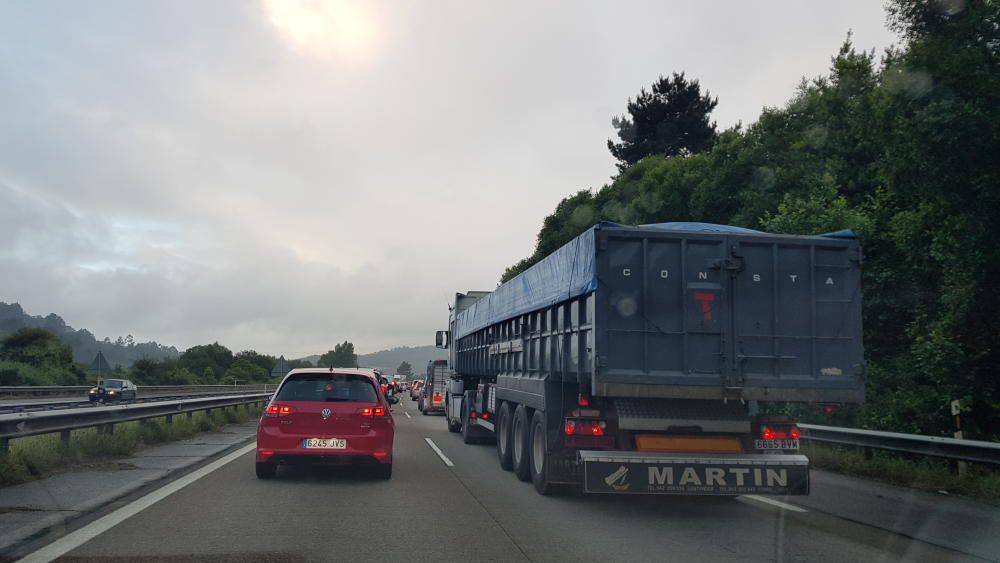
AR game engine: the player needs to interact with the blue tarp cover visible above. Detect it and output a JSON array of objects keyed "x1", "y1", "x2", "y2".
[{"x1": 453, "y1": 222, "x2": 854, "y2": 339}]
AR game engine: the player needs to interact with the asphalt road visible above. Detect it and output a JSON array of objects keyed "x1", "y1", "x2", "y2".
[{"x1": 33, "y1": 397, "x2": 990, "y2": 562}]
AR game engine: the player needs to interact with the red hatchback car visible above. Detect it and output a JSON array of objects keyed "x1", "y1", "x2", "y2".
[{"x1": 256, "y1": 368, "x2": 395, "y2": 479}]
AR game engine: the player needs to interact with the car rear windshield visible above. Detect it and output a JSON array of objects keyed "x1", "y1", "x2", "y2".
[{"x1": 276, "y1": 374, "x2": 377, "y2": 403}]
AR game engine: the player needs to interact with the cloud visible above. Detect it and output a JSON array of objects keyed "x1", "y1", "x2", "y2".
[{"x1": 0, "y1": 1, "x2": 896, "y2": 357}]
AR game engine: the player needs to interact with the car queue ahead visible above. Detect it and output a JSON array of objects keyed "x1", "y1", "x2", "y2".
[{"x1": 256, "y1": 368, "x2": 396, "y2": 480}]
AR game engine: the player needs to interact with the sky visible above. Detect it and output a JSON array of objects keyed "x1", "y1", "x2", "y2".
[{"x1": 0, "y1": 1, "x2": 897, "y2": 358}]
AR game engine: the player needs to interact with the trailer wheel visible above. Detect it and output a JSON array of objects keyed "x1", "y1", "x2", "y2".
[
  {"x1": 529, "y1": 410, "x2": 562, "y2": 495},
  {"x1": 512, "y1": 405, "x2": 532, "y2": 482},
  {"x1": 495, "y1": 402, "x2": 514, "y2": 471},
  {"x1": 461, "y1": 399, "x2": 476, "y2": 444}
]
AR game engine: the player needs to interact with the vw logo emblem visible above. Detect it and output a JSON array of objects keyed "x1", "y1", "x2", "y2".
[{"x1": 321, "y1": 408, "x2": 331, "y2": 419}]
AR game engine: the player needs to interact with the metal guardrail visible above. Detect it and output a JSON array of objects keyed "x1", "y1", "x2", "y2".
[
  {"x1": 0, "y1": 392, "x2": 271, "y2": 452},
  {"x1": 0, "y1": 384, "x2": 271, "y2": 398},
  {"x1": 800, "y1": 423, "x2": 1000, "y2": 466}
]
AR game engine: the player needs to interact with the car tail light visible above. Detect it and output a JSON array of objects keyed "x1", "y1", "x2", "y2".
[
  {"x1": 761, "y1": 426, "x2": 775, "y2": 440},
  {"x1": 358, "y1": 406, "x2": 388, "y2": 417},
  {"x1": 481, "y1": 412, "x2": 489, "y2": 420},
  {"x1": 265, "y1": 404, "x2": 295, "y2": 417},
  {"x1": 470, "y1": 410, "x2": 478, "y2": 419},
  {"x1": 564, "y1": 418, "x2": 605, "y2": 436},
  {"x1": 578, "y1": 395, "x2": 590, "y2": 407},
  {"x1": 790, "y1": 427, "x2": 801, "y2": 440}
]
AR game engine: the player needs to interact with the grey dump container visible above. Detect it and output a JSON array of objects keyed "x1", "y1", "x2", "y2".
[{"x1": 452, "y1": 222, "x2": 864, "y2": 404}]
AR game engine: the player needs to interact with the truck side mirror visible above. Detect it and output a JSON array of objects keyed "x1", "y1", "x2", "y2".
[{"x1": 435, "y1": 330, "x2": 450, "y2": 349}]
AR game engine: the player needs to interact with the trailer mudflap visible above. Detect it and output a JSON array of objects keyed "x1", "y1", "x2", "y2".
[{"x1": 579, "y1": 451, "x2": 809, "y2": 495}]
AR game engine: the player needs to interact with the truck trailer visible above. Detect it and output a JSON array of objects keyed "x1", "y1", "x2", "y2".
[{"x1": 436, "y1": 222, "x2": 864, "y2": 496}]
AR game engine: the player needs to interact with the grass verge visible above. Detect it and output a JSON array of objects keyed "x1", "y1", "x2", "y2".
[
  {"x1": 0, "y1": 404, "x2": 262, "y2": 488},
  {"x1": 803, "y1": 443, "x2": 1000, "y2": 505}
]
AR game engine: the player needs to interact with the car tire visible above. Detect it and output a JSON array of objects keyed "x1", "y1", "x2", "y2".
[
  {"x1": 255, "y1": 462, "x2": 276, "y2": 479},
  {"x1": 375, "y1": 463, "x2": 392, "y2": 480},
  {"x1": 512, "y1": 404, "x2": 532, "y2": 482},
  {"x1": 529, "y1": 410, "x2": 562, "y2": 495},
  {"x1": 496, "y1": 401, "x2": 514, "y2": 471}
]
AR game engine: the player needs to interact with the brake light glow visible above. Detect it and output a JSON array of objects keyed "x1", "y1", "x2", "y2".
[
  {"x1": 265, "y1": 404, "x2": 295, "y2": 417},
  {"x1": 564, "y1": 418, "x2": 605, "y2": 436},
  {"x1": 761, "y1": 425, "x2": 800, "y2": 440},
  {"x1": 358, "y1": 406, "x2": 388, "y2": 417},
  {"x1": 578, "y1": 395, "x2": 590, "y2": 407},
  {"x1": 481, "y1": 412, "x2": 489, "y2": 420}
]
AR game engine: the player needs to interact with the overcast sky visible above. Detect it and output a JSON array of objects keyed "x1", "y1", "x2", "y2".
[{"x1": 0, "y1": 1, "x2": 897, "y2": 358}]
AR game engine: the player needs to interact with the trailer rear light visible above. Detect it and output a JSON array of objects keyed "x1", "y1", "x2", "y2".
[
  {"x1": 265, "y1": 404, "x2": 295, "y2": 417},
  {"x1": 761, "y1": 425, "x2": 799, "y2": 440},
  {"x1": 564, "y1": 418, "x2": 605, "y2": 436}
]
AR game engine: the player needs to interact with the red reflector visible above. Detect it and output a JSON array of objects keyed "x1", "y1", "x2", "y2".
[{"x1": 259, "y1": 450, "x2": 273, "y2": 455}]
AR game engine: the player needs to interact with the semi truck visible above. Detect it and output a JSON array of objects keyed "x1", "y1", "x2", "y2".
[{"x1": 436, "y1": 222, "x2": 864, "y2": 496}]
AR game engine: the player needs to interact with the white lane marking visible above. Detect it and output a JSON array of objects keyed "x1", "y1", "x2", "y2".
[
  {"x1": 424, "y1": 437, "x2": 454, "y2": 467},
  {"x1": 17, "y1": 443, "x2": 256, "y2": 563},
  {"x1": 405, "y1": 411, "x2": 412, "y2": 419},
  {"x1": 738, "y1": 495, "x2": 808, "y2": 513}
]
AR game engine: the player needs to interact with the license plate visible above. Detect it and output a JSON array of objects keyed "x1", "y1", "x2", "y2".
[
  {"x1": 302, "y1": 438, "x2": 347, "y2": 449},
  {"x1": 755, "y1": 439, "x2": 800, "y2": 450}
]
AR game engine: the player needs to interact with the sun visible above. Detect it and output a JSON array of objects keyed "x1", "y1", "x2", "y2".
[{"x1": 262, "y1": 0, "x2": 379, "y2": 62}]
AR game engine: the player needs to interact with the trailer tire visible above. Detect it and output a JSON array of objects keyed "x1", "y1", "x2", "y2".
[
  {"x1": 461, "y1": 399, "x2": 476, "y2": 444},
  {"x1": 512, "y1": 405, "x2": 532, "y2": 482},
  {"x1": 529, "y1": 410, "x2": 562, "y2": 496},
  {"x1": 495, "y1": 402, "x2": 514, "y2": 471}
]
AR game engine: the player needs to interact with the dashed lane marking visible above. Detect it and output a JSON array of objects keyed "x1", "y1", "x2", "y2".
[
  {"x1": 738, "y1": 494, "x2": 809, "y2": 513},
  {"x1": 425, "y1": 437, "x2": 454, "y2": 467}
]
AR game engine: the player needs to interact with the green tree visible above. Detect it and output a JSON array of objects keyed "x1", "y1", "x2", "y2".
[
  {"x1": 607, "y1": 72, "x2": 718, "y2": 172},
  {"x1": 319, "y1": 341, "x2": 357, "y2": 368},
  {"x1": 179, "y1": 343, "x2": 233, "y2": 383},
  {"x1": 396, "y1": 361, "x2": 412, "y2": 377}
]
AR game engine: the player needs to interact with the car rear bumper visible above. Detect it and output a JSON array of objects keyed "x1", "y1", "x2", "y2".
[{"x1": 256, "y1": 432, "x2": 392, "y2": 465}]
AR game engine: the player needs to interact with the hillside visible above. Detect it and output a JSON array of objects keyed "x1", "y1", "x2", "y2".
[
  {"x1": 298, "y1": 345, "x2": 446, "y2": 374},
  {"x1": 0, "y1": 302, "x2": 179, "y2": 368}
]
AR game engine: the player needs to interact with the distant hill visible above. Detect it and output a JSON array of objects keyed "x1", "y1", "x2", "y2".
[
  {"x1": 298, "y1": 345, "x2": 446, "y2": 376},
  {"x1": 0, "y1": 302, "x2": 179, "y2": 368}
]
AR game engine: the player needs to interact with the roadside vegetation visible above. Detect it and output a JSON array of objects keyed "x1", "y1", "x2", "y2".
[
  {"x1": 0, "y1": 404, "x2": 262, "y2": 488},
  {"x1": 504, "y1": 0, "x2": 1000, "y2": 442},
  {"x1": 804, "y1": 443, "x2": 1000, "y2": 505}
]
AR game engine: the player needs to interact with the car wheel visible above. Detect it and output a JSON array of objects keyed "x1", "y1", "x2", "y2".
[
  {"x1": 496, "y1": 401, "x2": 514, "y2": 471},
  {"x1": 376, "y1": 463, "x2": 392, "y2": 480},
  {"x1": 512, "y1": 405, "x2": 532, "y2": 482},
  {"x1": 529, "y1": 410, "x2": 562, "y2": 495},
  {"x1": 255, "y1": 462, "x2": 276, "y2": 479}
]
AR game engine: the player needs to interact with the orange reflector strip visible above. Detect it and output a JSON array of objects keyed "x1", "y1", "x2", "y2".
[{"x1": 634, "y1": 435, "x2": 744, "y2": 454}]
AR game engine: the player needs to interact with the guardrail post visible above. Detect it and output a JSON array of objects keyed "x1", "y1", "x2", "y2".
[
  {"x1": 0, "y1": 437, "x2": 8, "y2": 455},
  {"x1": 166, "y1": 414, "x2": 173, "y2": 425},
  {"x1": 60, "y1": 430, "x2": 71, "y2": 445}
]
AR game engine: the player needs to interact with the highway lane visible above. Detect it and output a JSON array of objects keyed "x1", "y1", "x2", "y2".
[{"x1": 41, "y1": 397, "x2": 983, "y2": 562}]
